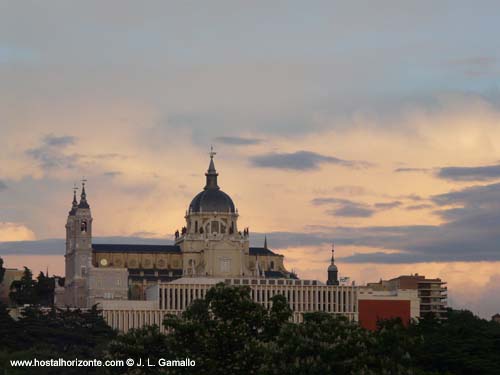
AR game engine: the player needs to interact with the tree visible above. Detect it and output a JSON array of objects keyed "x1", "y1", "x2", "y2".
[
  {"x1": 261, "y1": 312, "x2": 418, "y2": 375},
  {"x1": 0, "y1": 301, "x2": 19, "y2": 351},
  {"x1": 105, "y1": 325, "x2": 170, "y2": 375},
  {"x1": 1, "y1": 304, "x2": 116, "y2": 374},
  {"x1": 8, "y1": 268, "x2": 56, "y2": 307},
  {"x1": 408, "y1": 309, "x2": 500, "y2": 375},
  {"x1": 0, "y1": 257, "x2": 5, "y2": 284},
  {"x1": 9, "y1": 267, "x2": 36, "y2": 305},
  {"x1": 162, "y1": 283, "x2": 293, "y2": 375},
  {"x1": 35, "y1": 271, "x2": 55, "y2": 306}
]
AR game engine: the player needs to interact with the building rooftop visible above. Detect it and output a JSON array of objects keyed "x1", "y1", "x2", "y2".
[
  {"x1": 93, "y1": 244, "x2": 280, "y2": 257},
  {"x1": 93, "y1": 244, "x2": 181, "y2": 253},
  {"x1": 249, "y1": 247, "x2": 279, "y2": 256}
]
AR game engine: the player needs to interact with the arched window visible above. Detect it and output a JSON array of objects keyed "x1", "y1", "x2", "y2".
[
  {"x1": 80, "y1": 220, "x2": 87, "y2": 232},
  {"x1": 195, "y1": 221, "x2": 198, "y2": 233},
  {"x1": 211, "y1": 221, "x2": 219, "y2": 233},
  {"x1": 270, "y1": 261, "x2": 275, "y2": 270}
]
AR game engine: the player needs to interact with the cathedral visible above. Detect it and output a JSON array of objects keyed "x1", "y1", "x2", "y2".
[
  {"x1": 62, "y1": 151, "x2": 422, "y2": 333},
  {"x1": 64, "y1": 151, "x2": 310, "y2": 308}
]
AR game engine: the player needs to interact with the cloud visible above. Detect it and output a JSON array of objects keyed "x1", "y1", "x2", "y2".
[
  {"x1": 437, "y1": 164, "x2": 500, "y2": 181},
  {"x1": 338, "y1": 182, "x2": 500, "y2": 262},
  {"x1": 0, "y1": 222, "x2": 36, "y2": 242},
  {"x1": 43, "y1": 134, "x2": 76, "y2": 147},
  {"x1": 313, "y1": 198, "x2": 374, "y2": 217},
  {"x1": 214, "y1": 136, "x2": 262, "y2": 145},
  {"x1": 400, "y1": 194, "x2": 423, "y2": 201},
  {"x1": 25, "y1": 134, "x2": 78, "y2": 170},
  {"x1": 394, "y1": 167, "x2": 430, "y2": 173},
  {"x1": 329, "y1": 205, "x2": 374, "y2": 218},
  {"x1": 286, "y1": 181, "x2": 500, "y2": 263},
  {"x1": 313, "y1": 198, "x2": 400, "y2": 217},
  {"x1": 406, "y1": 203, "x2": 433, "y2": 210},
  {"x1": 374, "y1": 201, "x2": 402, "y2": 210},
  {"x1": 0, "y1": 180, "x2": 7, "y2": 191},
  {"x1": 250, "y1": 151, "x2": 371, "y2": 171},
  {"x1": 431, "y1": 182, "x2": 500, "y2": 206},
  {"x1": 103, "y1": 171, "x2": 122, "y2": 177}
]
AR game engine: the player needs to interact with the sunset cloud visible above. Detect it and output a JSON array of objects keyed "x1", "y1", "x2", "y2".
[
  {"x1": 0, "y1": 222, "x2": 35, "y2": 242},
  {"x1": 250, "y1": 151, "x2": 371, "y2": 171},
  {"x1": 437, "y1": 164, "x2": 500, "y2": 181}
]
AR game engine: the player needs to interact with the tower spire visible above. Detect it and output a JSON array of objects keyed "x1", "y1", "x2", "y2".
[
  {"x1": 264, "y1": 235, "x2": 268, "y2": 250},
  {"x1": 331, "y1": 242, "x2": 335, "y2": 264},
  {"x1": 69, "y1": 183, "x2": 78, "y2": 215},
  {"x1": 78, "y1": 177, "x2": 90, "y2": 208},
  {"x1": 204, "y1": 146, "x2": 219, "y2": 190}
]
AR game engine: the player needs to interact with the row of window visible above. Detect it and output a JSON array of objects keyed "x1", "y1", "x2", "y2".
[{"x1": 192, "y1": 220, "x2": 235, "y2": 234}]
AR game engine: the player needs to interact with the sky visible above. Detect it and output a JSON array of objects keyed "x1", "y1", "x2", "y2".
[{"x1": 1, "y1": 1, "x2": 500, "y2": 318}]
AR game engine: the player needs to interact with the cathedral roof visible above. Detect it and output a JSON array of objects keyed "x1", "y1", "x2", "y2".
[
  {"x1": 93, "y1": 244, "x2": 181, "y2": 253},
  {"x1": 249, "y1": 247, "x2": 279, "y2": 256},
  {"x1": 189, "y1": 151, "x2": 236, "y2": 214},
  {"x1": 264, "y1": 270, "x2": 296, "y2": 279}
]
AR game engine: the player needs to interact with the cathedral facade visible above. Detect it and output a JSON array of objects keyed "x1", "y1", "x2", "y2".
[{"x1": 64, "y1": 153, "x2": 296, "y2": 307}]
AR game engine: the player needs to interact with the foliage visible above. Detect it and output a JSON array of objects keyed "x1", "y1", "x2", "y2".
[
  {"x1": 104, "y1": 325, "x2": 170, "y2": 375},
  {"x1": 2, "y1": 283, "x2": 500, "y2": 375},
  {"x1": 9, "y1": 267, "x2": 36, "y2": 306},
  {"x1": 408, "y1": 309, "x2": 500, "y2": 375},
  {"x1": 0, "y1": 256, "x2": 5, "y2": 284},
  {"x1": 9, "y1": 267, "x2": 55, "y2": 306},
  {"x1": 0, "y1": 304, "x2": 115, "y2": 374},
  {"x1": 262, "y1": 312, "x2": 419, "y2": 375},
  {"x1": 161, "y1": 283, "x2": 291, "y2": 375}
]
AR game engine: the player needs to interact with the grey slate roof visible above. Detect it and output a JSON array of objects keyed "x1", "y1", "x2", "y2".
[
  {"x1": 93, "y1": 244, "x2": 279, "y2": 257},
  {"x1": 249, "y1": 247, "x2": 278, "y2": 256},
  {"x1": 92, "y1": 244, "x2": 181, "y2": 253}
]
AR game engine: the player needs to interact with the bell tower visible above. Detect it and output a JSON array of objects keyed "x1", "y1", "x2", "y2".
[{"x1": 64, "y1": 179, "x2": 93, "y2": 307}]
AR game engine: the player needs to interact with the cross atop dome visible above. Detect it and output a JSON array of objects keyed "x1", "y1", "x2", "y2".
[
  {"x1": 205, "y1": 146, "x2": 219, "y2": 188},
  {"x1": 209, "y1": 145, "x2": 216, "y2": 159}
]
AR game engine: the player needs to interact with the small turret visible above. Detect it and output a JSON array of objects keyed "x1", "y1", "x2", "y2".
[{"x1": 327, "y1": 243, "x2": 339, "y2": 286}]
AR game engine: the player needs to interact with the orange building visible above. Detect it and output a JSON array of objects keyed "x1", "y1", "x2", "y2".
[{"x1": 357, "y1": 288, "x2": 420, "y2": 331}]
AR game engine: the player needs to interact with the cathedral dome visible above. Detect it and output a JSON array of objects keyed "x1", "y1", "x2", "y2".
[
  {"x1": 189, "y1": 189, "x2": 235, "y2": 213},
  {"x1": 189, "y1": 150, "x2": 236, "y2": 214}
]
